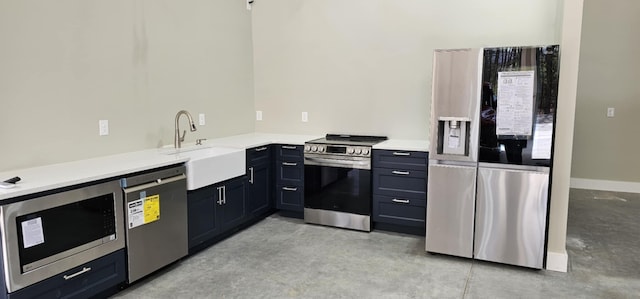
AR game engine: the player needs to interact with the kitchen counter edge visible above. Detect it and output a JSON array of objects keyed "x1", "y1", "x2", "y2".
[{"x1": 0, "y1": 134, "x2": 427, "y2": 201}]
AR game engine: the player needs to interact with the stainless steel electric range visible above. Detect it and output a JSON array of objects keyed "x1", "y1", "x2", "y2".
[{"x1": 303, "y1": 134, "x2": 387, "y2": 232}]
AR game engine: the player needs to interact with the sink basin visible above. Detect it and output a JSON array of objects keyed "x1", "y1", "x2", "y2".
[{"x1": 165, "y1": 146, "x2": 246, "y2": 190}]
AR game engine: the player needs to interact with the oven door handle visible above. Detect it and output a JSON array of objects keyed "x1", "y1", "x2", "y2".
[{"x1": 304, "y1": 157, "x2": 370, "y2": 169}]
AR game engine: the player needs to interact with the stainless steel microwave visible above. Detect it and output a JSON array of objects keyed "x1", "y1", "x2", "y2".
[{"x1": 0, "y1": 180, "x2": 125, "y2": 293}]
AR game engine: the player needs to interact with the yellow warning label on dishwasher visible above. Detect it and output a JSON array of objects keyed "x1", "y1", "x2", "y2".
[
  {"x1": 128, "y1": 195, "x2": 160, "y2": 229},
  {"x1": 144, "y1": 195, "x2": 160, "y2": 224}
]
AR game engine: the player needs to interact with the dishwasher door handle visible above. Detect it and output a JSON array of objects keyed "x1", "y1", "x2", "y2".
[{"x1": 122, "y1": 174, "x2": 186, "y2": 192}]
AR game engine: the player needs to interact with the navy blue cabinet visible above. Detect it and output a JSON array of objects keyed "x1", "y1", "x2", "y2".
[
  {"x1": 246, "y1": 146, "x2": 273, "y2": 217},
  {"x1": 216, "y1": 178, "x2": 247, "y2": 232},
  {"x1": 275, "y1": 185, "x2": 304, "y2": 212},
  {"x1": 187, "y1": 184, "x2": 220, "y2": 249},
  {"x1": 187, "y1": 176, "x2": 246, "y2": 251},
  {"x1": 372, "y1": 150, "x2": 428, "y2": 233},
  {"x1": 373, "y1": 150, "x2": 429, "y2": 171},
  {"x1": 6, "y1": 249, "x2": 126, "y2": 299},
  {"x1": 274, "y1": 144, "x2": 305, "y2": 212}
]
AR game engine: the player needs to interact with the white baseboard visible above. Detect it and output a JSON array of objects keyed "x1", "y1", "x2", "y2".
[
  {"x1": 570, "y1": 178, "x2": 640, "y2": 193},
  {"x1": 546, "y1": 250, "x2": 568, "y2": 272}
]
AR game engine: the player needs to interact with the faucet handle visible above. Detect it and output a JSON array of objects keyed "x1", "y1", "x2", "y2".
[
  {"x1": 196, "y1": 138, "x2": 207, "y2": 145},
  {"x1": 180, "y1": 130, "x2": 187, "y2": 142}
]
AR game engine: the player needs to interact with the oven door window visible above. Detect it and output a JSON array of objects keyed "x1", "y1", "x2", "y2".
[
  {"x1": 16, "y1": 194, "x2": 117, "y2": 273},
  {"x1": 304, "y1": 165, "x2": 371, "y2": 215}
]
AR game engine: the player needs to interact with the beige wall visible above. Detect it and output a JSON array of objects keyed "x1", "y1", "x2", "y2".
[
  {"x1": 0, "y1": 0, "x2": 255, "y2": 172},
  {"x1": 547, "y1": 0, "x2": 583, "y2": 271},
  {"x1": 571, "y1": 0, "x2": 640, "y2": 182},
  {"x1": 252, "y1": 0, "x2": 562, "y2": 139}
]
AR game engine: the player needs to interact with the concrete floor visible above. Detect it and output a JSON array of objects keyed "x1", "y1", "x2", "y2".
[{"x1": 112, "y1": 189, "x2": 640, "y2": 298}]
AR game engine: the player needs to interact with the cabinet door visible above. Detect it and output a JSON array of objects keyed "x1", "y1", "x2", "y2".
[
  {"x1": 276, "y1": 144, "x2": 303, "y2": 161},
  {"x1": 247, "y1": 160, "x2": 272, "y2": 216},
  {"x1": 372, "y1": 150, "x2": 428, "y2": 171},
  {"x1": 8, "y1": 249, "x2": 126, "y2": 299},
  {"x1": 275, "y1": 185, "x2": 304, "y2": 212},
  {"x1": 247, "y1": 145, "x2": 271, "y2": 164},
  {"x1": 372, "y1": 195, "x2": 426, "y2": 227},
  {"x1": 372, "y1": 168, "x2": 427, "y2": 199},
  {"x1": 275, "y1": 160, "x2": 304, "y2": 185},
  {"x1": 187, "y1": 186, "x2": 219, "y2": 249},
  {"x1": 218, "y1": 178, "x2": 247, "y2": 232}
]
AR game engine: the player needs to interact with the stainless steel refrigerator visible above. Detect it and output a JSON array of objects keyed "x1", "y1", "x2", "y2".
[{"x1": 425, "y1": 46, "x2": 560, "y2": 269}]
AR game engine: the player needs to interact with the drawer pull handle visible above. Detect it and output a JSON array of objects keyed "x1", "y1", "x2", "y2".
[
  {"x1": 63, "y1": 267, "x2": 92, "y2": 280},
  {"x1": 282, "y1": 187, "x2": 298, "y2": 192},
  {"x1": 392, "y1": 170, "x2": 410, "y2": 175},
  {"x1": 393, "y1": 152, "x2": 411, "y2": 156},
  {"x1": 392, "y1": 199, "x2": 410, "y2": 204},
  {"x1": 255, "y1": 147, "x2": 268, "y2": 152},
  {"x1": 282, "y1": 162, "x2": 298, "y2": 166},
  {"x1": 282, "y1": 145, "x2": 297, "y2": 150}
]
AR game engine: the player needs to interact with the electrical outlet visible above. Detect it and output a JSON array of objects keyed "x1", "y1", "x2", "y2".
[
  {"x1": 99, "y1": 120, "x2": 109, "y2": 136},
  {"x1": 199, "y1": 113, "x2": 206, "y2": 125},
  {"x1": 302, "y1": 112, "x2": 308, "y2": 122},
  {"x1": 256, "y1": 111, "x2": 263, "y2": 121},
  {"x1": 607, "y1": 107, "x2": 615, "y2": 118}
]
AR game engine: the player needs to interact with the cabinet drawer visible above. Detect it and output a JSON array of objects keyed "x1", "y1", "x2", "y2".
[
  {"x1": 275, "y1": 160, "x2": 304, "y2": 185},
  {"x1": 275, "y1": 185, "x2": 304, "y2": 212},
  {"x1": 9, "y1": 249, "x2": 126, "y2": 299},
  {"x1": 246, "y1": 145, "x2": 272, "y2": 164},
  {"x1": 275, "y1": 144, "x2": 303, "y2": 161},
  {"x1": 373, "y1": 195, "x2": 425, "y2": 227},
  {"x1": 372, "y1": 168, "x2": 427, "y2": 199},
  {"x1": 373, "y1": 150, "x2": 428, "y2": 171}
]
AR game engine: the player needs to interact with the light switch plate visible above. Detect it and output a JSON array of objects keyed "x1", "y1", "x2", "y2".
[
  {"x1": 99, "y1": 120, "x2": 109, "y2": 136},
  {"x1": 256, "y1": 111, "x2": 263, "y2": 121},
  {"x1": 607, "y1": 107, "x2": 615, "y2": 118},
  {"x1": 199, "y1": 113, "x2": 206, "y2": 125},
  {"x1": 302, "y1": 112, "x2": 308, "y2": 122}
]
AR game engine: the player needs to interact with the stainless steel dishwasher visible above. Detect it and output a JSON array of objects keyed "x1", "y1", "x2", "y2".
[{"x1": 120, "y1": 165, "x2": 188, "y2": 283}]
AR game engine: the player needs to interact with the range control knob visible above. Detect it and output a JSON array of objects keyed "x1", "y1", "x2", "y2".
[
  {"x1": 311, "y1": 145, "x2": 318, "y2": 152},
  {"x1": 305, "y1": 145, "x2": 311, "y2": 152},
  {"x1": 318, "y1": 146, "x2": 325, "y2": 152},
  {"x1": 347, "y1": 148, "x2": 355, "y2": 154},
  {"x1": 362, "y1": 149, "x2": 370, "y2": 155},
  {"x1": 355, "y1": 148, "x2": 362, "y2": 155}
]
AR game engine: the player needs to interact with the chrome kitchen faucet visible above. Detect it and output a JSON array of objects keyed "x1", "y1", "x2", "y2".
[{"x1": 174, "y1": 110, "x2": 197, "y2": 148}]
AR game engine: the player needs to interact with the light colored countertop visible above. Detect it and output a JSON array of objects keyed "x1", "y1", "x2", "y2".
[
  {"x1": 0, "y1": 133, "x2": 426, "y2": 201},
  {"x1": 373, "y1": 139, "x2": 430, "y2": 152},
  {"x1": 205, "y1": 133, "x2": 322, "y2": 149},
  {"x1": 0, "y1": 149, "x2": 189, "y2": 201}
]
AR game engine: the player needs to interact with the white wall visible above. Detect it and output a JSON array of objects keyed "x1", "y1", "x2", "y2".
[
  {"x1": 252, "y1": 0, "x2": 562, "y2": 139},
  {"x1": 0, "y1": 0, "x2": 255, "y2": 172}
]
